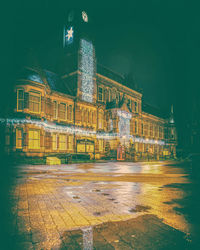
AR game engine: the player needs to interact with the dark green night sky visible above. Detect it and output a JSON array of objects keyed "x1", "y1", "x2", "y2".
[{"x1": 1, "y1": 0, "x2": 200, "y2": 150}]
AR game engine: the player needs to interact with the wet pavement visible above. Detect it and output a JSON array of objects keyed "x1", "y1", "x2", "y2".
[{"x1": 6, "y1": 161, "x2": 200, "y2": 249}]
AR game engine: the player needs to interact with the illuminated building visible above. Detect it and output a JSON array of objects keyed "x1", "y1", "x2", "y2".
[{"x1": 1, "y1": 10, "x2": 177, "y2": 161}]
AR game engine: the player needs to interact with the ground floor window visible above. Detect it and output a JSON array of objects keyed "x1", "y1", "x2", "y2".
[
  {"x1": 16, "y1": 128, "x2": 23, "y2": 149},
  {"x1": 68, "y1": 135, "x2": 73, "y2": 150},
  {"x1": 86, "y1": 144, "x2": 94, "y2": 153},
  {"x1": 99, "y1": 139, "x2": 104, "y2": 152},
  {"x1": 52, "y1": 134, "x2": 57, "y2": 150},
  {"x1": 59, "y1": 134, "x2": 66, "y2": 150},
  {"x1": 28, "y1": 129, "x2": 40, "y2": 149}
]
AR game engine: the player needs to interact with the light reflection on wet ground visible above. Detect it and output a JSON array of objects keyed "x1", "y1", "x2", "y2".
[{"x1": 9, "y1": 161, "x2": 196, "y2": 249}]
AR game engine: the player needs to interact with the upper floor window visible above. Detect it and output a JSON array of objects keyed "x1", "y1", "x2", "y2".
[
  {"x1": 127, "y1": 99, "x2": 131, "y2": 109},
  {"x1": 150, "y1": 124, "x2": 153, "y2": 137},
  {"x1": 29, "y1": 91, "x2": 41, "y2": 114},
  {"x1": 53, "y1": 101, "x2": 58, "y2": 119},
  {"x1": 108, "y1": 89, "x2": 111, "y2": 102},
  {"x1": 59, "y1": 103, "x2": 66, "y2": 120},
  {"x1": 99, "y1": 139, "x2": 104, "y2": 152},
  {"x1": 98, "y1": 87, "x2": 103, "y2": 101},
  {"x1": 135, "y1": 120, "x2": 138, "y2": 134},
  {"x1": 141, "y1": 123, "x2": 144, "y2": 135},
  {"x1": 112, "y1": 91, "x2": 116, "y2": 100},
  {"x1": 134, "y1": 101, "x2": 138, "y2": 113},
  {"x1": 84, "y1": 109, "x2": 87, "y2": 123},
  {"x1": 67, "y1": 105, "x2": 73, "y2": 121},
  {"x1": 98, "y1": 111, "x2": 104, "y2": 129},
  {"x1": 17, "y1": 89, "x2": 24, "y2": 111}
]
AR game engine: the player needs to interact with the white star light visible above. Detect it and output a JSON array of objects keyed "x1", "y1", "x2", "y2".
[{"x1": 66, "y1": 27, "x2": 73, "y2": 41}]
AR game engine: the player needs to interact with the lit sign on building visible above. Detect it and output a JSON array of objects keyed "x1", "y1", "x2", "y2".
[
  {"x1": 64, "y1": 26, "x2": 74, "y2": 46},
  {"x1": 80, "y1": 39, "x2": 94, "y2": 103}
]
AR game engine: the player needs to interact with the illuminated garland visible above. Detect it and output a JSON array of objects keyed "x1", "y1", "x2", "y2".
[
  {"x1": 80, "y1": 39, "x2": 94, "y2": 103},
  {"x1": 0, "y1": 118, "x2": 165, "y2": 145}
]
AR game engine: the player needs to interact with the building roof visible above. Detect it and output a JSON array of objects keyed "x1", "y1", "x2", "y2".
[
  {"x1": 97, "y1": 64, "x2": 125, "y2": 84},
  {"x1": 142, "y1": 102, "x2": 167, "y2": 119}
]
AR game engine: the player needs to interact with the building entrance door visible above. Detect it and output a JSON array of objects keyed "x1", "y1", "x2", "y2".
[{"x1": 76, "y1": 139, "x2": 95, "y2": 153}]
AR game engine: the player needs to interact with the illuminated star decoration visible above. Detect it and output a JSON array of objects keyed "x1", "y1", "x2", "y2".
[{"x1": 66, "y1": 27, "x2": 74, "y2": 43}]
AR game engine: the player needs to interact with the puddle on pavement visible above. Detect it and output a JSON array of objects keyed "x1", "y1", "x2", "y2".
[{"x1": 59, "y1": 215, "x2": 192, "y2": 249}]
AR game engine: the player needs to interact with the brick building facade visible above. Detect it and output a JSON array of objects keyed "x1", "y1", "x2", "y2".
[{"x1": 0, "y1": 10, "x2": 177, "y2": 161}]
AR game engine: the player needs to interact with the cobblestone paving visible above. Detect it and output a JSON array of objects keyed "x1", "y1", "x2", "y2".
[{"x1": 7, "y1": 162, "x2": 196, "y2": 249}]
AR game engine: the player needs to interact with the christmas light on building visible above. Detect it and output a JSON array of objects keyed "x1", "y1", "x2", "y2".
[
  {"x1": 80, "y1": 39, "x2": 95, "y2": 103},
  {"x1": 0, "y1": 10, "x2": 177, "y2": 161}
]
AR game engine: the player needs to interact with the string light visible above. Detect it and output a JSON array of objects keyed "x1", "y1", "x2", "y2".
[
  {"x1": 0, "y1": 118, "x2": 165, "y2": 145},
  {"x1": 80, "y1": 39, "x2": 94, "y2": 103},
  {"x1": 118, "y1": 111, "x2": 131, "y2": 143}
]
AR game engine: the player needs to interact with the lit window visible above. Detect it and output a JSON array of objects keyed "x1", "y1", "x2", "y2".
[
  {"x1": 45, "y1": 132, "x2": 51, "y2": 150},
  {"x1": 68, "y1": 135, "x2": 73, "y2": 150},
  {"x1": 53, "y1": 101, "x2": 58, "y2": 119},
  {"x1": 59, "y1": 103, "x2": 66, "y2": 120},
  {"x1": 98, "y1": 87, "x2": 103, "y2": 101},
  {"x1": 29, "y1": 92, "x2": 41, "y2": 113},
  {"x1": 81, "y1": 109, "x2": 84, "y2": 123},
  {"x1": 98, "y1": 111, "x2": 103, "y2": 129},
  {"x1": 28, "y1": 129, "x2": 40, "y2": 149},
  {"x1": 17, "y1": 89, "x2": 24, "y2": 111},
  {"x1": 99, "y1": 139, "x2": 104, "y2": 152},
  {"x1": 92, "y1": 111, "x2": 96, "y2": 124},
  {"x1": 16, "y1": 128, "x2": 23, "y2": 149},
  {"x1": 59, "y1": 134, "x2": 67, "y2": 150},
  {"x1": 52, "y1": 134, "x2": 57, "y2": 150},
  {"x1": 67, "y1": 105, "x2": 73, "y2": 121}
]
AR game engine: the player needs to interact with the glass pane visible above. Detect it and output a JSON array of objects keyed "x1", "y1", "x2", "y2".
[{"x1": 18, "y1": 90, "x2": 24, "y2": 99}]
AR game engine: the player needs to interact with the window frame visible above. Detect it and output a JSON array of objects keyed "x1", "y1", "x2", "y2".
[
  {"x1": 59, "y1": 134, "x2": 67, "y2": 150},
  {"x1": 53, "y1": 100, "x2": 58, "y2": 119},
  {"x1": 52, "y1": 134, "x2": 57, "y2": 150},
  {"x1": 16, "y1": 127, "x2": 23, "y2": 149},
  {"x1": 29, "y1": 91, "x2": 41, "y2": 114},
  {"x1": 134, "y1": 101, "x2": 138, "y2": 113},
  {"x1": 135, "y1": 120, "x2": 138, "y2": 134},
  {"x1": 68, "y1": 135, "x2": 73, "y2": 150},
  {"x1": 68, "y1": 104, "x2": 73, "y2": 121},
  {"x1": 28, "y1": 129, "x2": 40, "y2": 150},
  {"x1": 59, "y1": 103, "x2": 67, "y2": 121},
  {"x1": 17, "y1": 89, "x2": 24, "y2": 111},
  {"x1": 98, "y1": 87, "x2": 103, "y2": 101}
]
